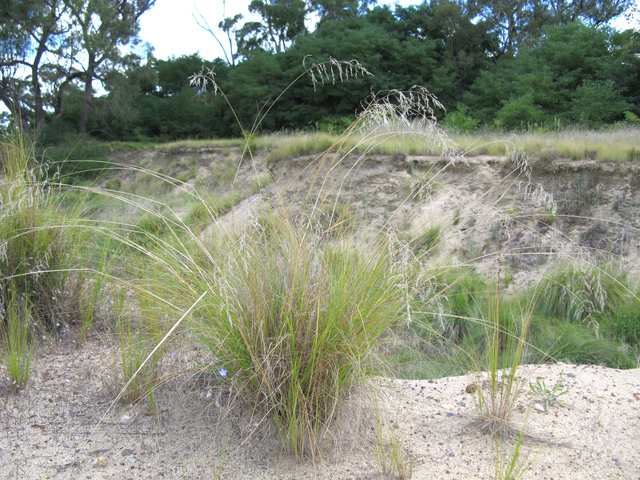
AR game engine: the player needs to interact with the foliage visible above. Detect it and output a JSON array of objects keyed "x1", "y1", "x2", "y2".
[
  {"x1": 605, "y1": 305, "x2": 640, "y2": 345},
  {"x1": 0, "y1": 132, "x2": 86, "y2": 329},
  {"x1": 179, "y1": 213, "x2": 407, "y2": 458},
  {"x1": 466, "y1": 22, "x2": 639, "y2": 129},
  {"x1": 533, "y1": 262, "x2": 630, "y2": 327},
  {"x1": 0, "y1": 0, "x2": 154, "y2": 134},
  {"x1": 442, "y1": 104, "x2": 480, "y2": 133},
  {"x1": 527, "y1": 319, "x2": 638, "y2": 368},
  {"x1": 112, "y1": 285, "x2": 164, "y2": 411},
  {"x1": 468, "y1": 292, "x2": 533, "y2": 438},
  {"x1": 529, "y1": 377, "x2": 570, "y2": 410}
]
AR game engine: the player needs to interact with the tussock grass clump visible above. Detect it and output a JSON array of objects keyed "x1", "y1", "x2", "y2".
[
  {"x1": 534, "y1": 262, "x2": 630, "y2": 328},
  {"x1": 111, "y1": 284, "x2": 165, "y2": 411},
  {"x1": 0, "y1": 132, "x2": 89, "y2": 330},
  {"x1": 1, "y1": 292, "x2": 34, "y2": 392},
  {"x1": 469, "y1": 294, "x2": 533, "y2": 439},
  {"x1": 161, "y1": 211, "x2": 409, "y2": 458}
]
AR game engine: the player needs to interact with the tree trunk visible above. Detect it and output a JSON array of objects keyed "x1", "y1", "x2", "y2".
[
  {"x1": 32, "y1": 39, "x2": 48, "y2": 133},
  {"x1": 79, "y1": 58, "x2": 95, "y2": 134}
]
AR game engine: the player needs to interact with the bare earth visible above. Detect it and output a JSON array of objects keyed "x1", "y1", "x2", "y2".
[{"x1": 2, "y1": 337, "x2": 639, "y2": 479}]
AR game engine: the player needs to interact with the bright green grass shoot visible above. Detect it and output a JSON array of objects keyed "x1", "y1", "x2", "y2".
[{"x1": 1, "y1": 293, "x2": 34, "y2": 392}]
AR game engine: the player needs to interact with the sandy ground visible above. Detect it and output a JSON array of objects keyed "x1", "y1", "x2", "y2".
[{"x1": 2, "y1": 337, "x2": 639, "y2": 480}]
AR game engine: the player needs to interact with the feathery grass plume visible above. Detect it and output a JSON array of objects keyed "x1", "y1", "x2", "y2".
[{"x1": 356, "y1": 86, "x2": 463, "y2": 166}]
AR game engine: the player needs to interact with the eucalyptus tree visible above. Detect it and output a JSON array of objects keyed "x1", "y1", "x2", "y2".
[
  {"x1": 243, "y1": 0, "x2": 308, "y2": 53},
  {"x1": 308, "y1": 0, "x2": 376, "y2": 22},
  {"x1": 193, "y1": 0, "x2": 243, "y2": 65},
  {"x1": 0, "y1": 0, "x2": 73, "y2": 132},
  {"x1": 466, "y1": 0, "x2": 635, "y2": 55},
  {"x1": 65, "y1": 0, "x2": 155, "y2": 133}
]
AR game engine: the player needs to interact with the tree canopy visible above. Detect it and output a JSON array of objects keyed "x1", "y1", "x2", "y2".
[{"x1": 2, "y1": 0, "x2": 638, "y2": 140}]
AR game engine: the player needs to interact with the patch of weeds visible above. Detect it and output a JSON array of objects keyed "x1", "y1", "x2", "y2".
[
  {"x1": 183, "y1": 191, "x2": 245, "y2": 229},
  {"x1": 77, "y1": 243, "x2": 111, "y2": 341},
  {"x1": 452, "y1": 209, "x2": 461, "y2": 226},
  {"x1": 129, "y1": 211, "x2": 172, "y2": 247},
  {"x1": 131, "y1": 172, "x2": 174, "y2": 197},
  {"x1": 468, "y1": 291, "x2": 534, "y2": 438},
  {"x1": 372, "y1": 418, "x2": 413, "y2": 479},
  {"x1": 408, "y1": 171, "x2": 438, "y2": 202},
  {"x1": 252, "y1": 173, "x2": 271, "y2": 190},
  {"x1": 556, "y1": 173, "x2": 599, "y2": 224},
  {"x1": 169, "y1": 213, "x2": 410, "y2": 459},
  {"x1": 414, "y1": 267, "x2": 489, "y2": 344},
  {"x1": 537, "y1": 211, "x2": 556, "y2": 231},
  {"x1": 527, "y1": 319, "x2": 637, "y2": 368},
  {"x1": 313, "y1": 200, "x2": 356, "y2": 238},
  {"x1": 112, "y1": 286, "x2": 163, "y2": 411},
  {"x1": 604, "y1": 306, "x2": 640, "y2": 345},
  {"x1": 529, "y1": 376, "x2": 570, "y2": 412},
  {"x1": 210, "y1": 159, "x2": 236, "y2": 186},
  {"x1": 1, "y1": 131, "x2": 89, "y2": 330},
  {"x1": 493, "y1": 423, "x2": 534, "y2": 480}
]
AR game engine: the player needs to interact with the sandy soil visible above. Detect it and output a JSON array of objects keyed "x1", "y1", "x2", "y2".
[{"x1": 2, "y1": 336, "x2": 639, "y2": 480}]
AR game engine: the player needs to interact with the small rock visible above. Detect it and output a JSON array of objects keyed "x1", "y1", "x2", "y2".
[
  {"x1": 449, "y1": 451, "x2": 456, "y2": 457},
  {"x1": 534, "y1": 403, "x2": 546, "y2": 413},
  {"x1": 121, "y1": 449, "x2": 134, "y2": 456},
  {"x1": 94, "y1": 456, "x2": 108, "y2": 468}
]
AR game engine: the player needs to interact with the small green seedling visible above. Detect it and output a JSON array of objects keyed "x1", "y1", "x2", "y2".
[{"x1": 529, "y1": 376, "x2": 570, "y2": 411}]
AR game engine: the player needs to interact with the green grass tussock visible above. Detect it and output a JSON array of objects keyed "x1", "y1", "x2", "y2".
[
  {"x1": 533, "y1": 262, "x2": 631, "y2": 327},
  {"x1": 0, "y1": 132, "x2": 91, "y2": 330},
  {"x1": 148, "y1": 209, "x2": 409, "y2": 458}
]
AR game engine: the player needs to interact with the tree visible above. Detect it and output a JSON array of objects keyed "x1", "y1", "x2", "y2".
[
  {"x1": 243, "y1": 0, "x2": 308, "y2": 53},
  {"x1": 193, "y1": 0, "x2": 243, "y2": 65},
  {"x1": 308, "y1": 0, "x2": 376, "y2": 22},
  {"x1": 465, "y1": 22, "x2": 635, "y2": 128},
  {"x1": 466, "y1": 0, "x2": 635, "y2": 55},
  {"x1": 394, "y1": 1, "x2": 498, "y2": 104},
  {"x1": 65, "y1": 0, "x2": 155, "y2": 133},
  {"x1": 546, "y1": 0, "x2": 635, "y2": 25},
  {"x1": 0, "y1": 0, "x2": 73, "y2": 132}
]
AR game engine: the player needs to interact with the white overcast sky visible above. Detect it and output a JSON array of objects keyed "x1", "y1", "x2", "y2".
[{"x1": 139, "y1": 0, "x2": 437, "y2": 61}]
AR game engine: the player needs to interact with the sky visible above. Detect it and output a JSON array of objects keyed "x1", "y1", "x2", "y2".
[
  {"x1": 139, "y1": 0, "x2": 428, "y2": 61},
  {"x1": 139, "y1": 0, "x2": 640, "y2": 61}
]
